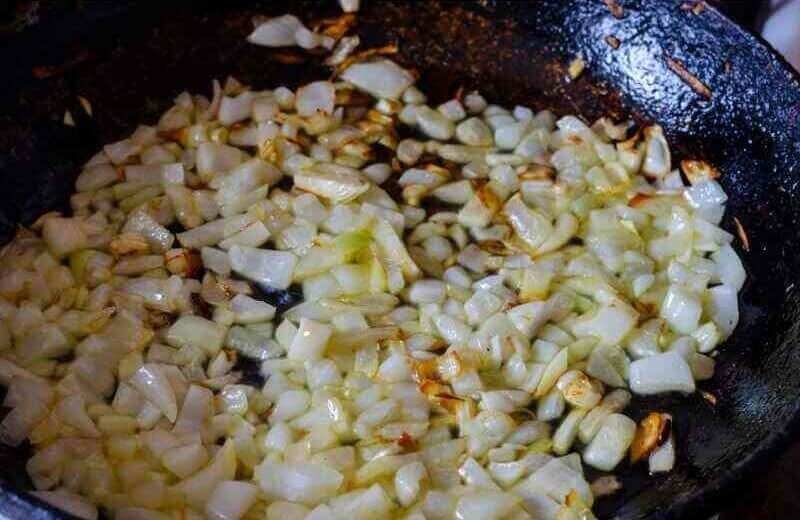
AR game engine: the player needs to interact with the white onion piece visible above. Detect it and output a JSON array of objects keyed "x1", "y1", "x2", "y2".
[
  {"x1": 685, "y1": 179, "x2": 728, "y2": 209},
  {"x1": 230, "y1": 294, "x2": 276, "y2": 323},
  {"x1": 504, "y1": 194, "x2": 553, "y2": 251},
  {"x1": 162, "y1": 443, "x2": 209, "y2": 479},
  {"x1": 104, "y1": 138, "x2": 141, "y2": 165},
  {"x1": 415, "y1": 106, "x2": 456, "y2": 140},
  {"x1": 294, "y1": 165, "x2": 370, "y2": 204},
  {"x1": 454, "y1": 490, "x2": 520, "y2": 520},
  {"x1": 395, "y1": 461, "x2": 428, "y2": 507},
  {"x1": 642, "y1": 125, "x2": 671, "y2": 178},
  {"x1": 255, "y1": 461, "x2": 344, "y2": 505},
  {"x1": 459, "y1": 457, "x2": 501, "y2": 490},
  {"x1": 173, "y1": 384, "x2": 214, "y2": 435},
  {"x1": 55, "y1": 394, "x2": 100, "y2": 437},
  {"x1": 166, "y1": 315, "x2": 227, "y2": 355},
  {"x1": 341, "y1": 60, "x2": 414, "y2": 100},
  {"x1": 408, "y1": 279, "x2": 446, "y2": 304},
  {"x1": 205, "y1": 480, "x2": 259, "y2": 520},
  {"x1": 339, "y1": 0, "x2": 360, "y2": 12},
  {"x1": 175, "y1": 440, "x2": 237, "y2": 508},
  {"x1": 516, "y1": 457, "x2": 593, "y2": 506},
  {"x1": 201, "y1": 247, "x2": 232, "y2": 276},
  {"x1": 248, "y1": 15, "x2": 303, "y2": 47},
  {"x1": 288, "y1": 318, "x2": 332, "y2": 361},
  {"x1": 129, "y1": 364, "x2": 178, "y2": 422},
  {"x1": 712, "y1": 244, "x2": 746, "y2": 291},
  {"x1": 707, "y1": 284, "x2": 740, "y2": 338},
  {"x1": 296, "y1": 81, "x2": 335, "y2": 117},
  {"x1": 649, "y1": 433, "x2": 676, "y2": 473},
  {"x1": 229, "y1": 245, "x2": 297, "y2": 290},
  {"x1": 582, "y1": 413, "x2": 637, "y2": 471},
  {"x1": 660, "y1": 285, "x2": 702, "y2": 335},
  {"x1": 218, "y1": 91, "x2": 256, "y2": 126},
  {"x1": 76, "y1": 164, "x2": 118, "y2": 192},
  {"x1": 196, "y1": 142, "x2": 244, "y2": 178},
  {"x1": 629, "y1": 351, "x2": 695, "y2": 395}
]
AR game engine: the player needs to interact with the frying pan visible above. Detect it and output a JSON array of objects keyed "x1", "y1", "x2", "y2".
[{"x1": 1, "y1": 0, "x2": 799, "y2": 518}]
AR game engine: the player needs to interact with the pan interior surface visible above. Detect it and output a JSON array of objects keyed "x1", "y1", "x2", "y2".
[{"x1": 1, "y1": 1, "x2": 799, "y2": 518}]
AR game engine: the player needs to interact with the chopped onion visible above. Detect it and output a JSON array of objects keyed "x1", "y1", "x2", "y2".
[
  {"x1": 229, "y1": 245, "x2": 297, "y2": 290},
  {"x1": 166, "y1": 315, "x2": 227, "y2": 355},
  {"x1": 295, "y1": 169, "x2": 365, "y2": 206},
  {"x1": 248, "y1": 15, "x2": 303, "y2": 47},
  {"x1": 339, "y1": 0, "x2": 360, "y2": 13},
  {"x1": 296, "y1": 82, "x2": 336, "y2": 118},
  {"x1": 255, "y1": 460, "x2": 344, "y2": 505},
  {"x1": 288, "y1": 318, "x2": 332, "y2": 361},
  {"x1": 0, "y1": 49, "x2": 748, "y2": 520},
  {"x1": 341, "y1": 60, "x2": 414, "y2": 100},
  {"x1": 707, "y1": 284, "x2": 739, "y2": 338},
  {"x1": 206, "y1": 480, "x2": 259, "y2": 520},
  {"x1": 129, "y1": 364, "x2": 178, "y2": 422},
  {"x1": 582, "y1": 413, "x2": 636, "y2": 471},
  {"x1": 629, "y1": 351, "x2": 695, "y2": 395}
]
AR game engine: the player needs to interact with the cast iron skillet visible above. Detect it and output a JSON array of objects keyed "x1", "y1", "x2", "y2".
[{"x1": 1, "y1": 1, "x2": 800, "y2": 518}]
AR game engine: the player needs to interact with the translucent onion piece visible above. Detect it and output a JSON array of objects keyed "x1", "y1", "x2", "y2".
[
  {"x1": 129, "y1": 364, "x2": 178, "y2": 422},
  {"x1": 248, "y1": 15, "x2": 303, "y2": 47},
  {"x1": 341, "y1": 60, "x2": 414, "y2": 100}
]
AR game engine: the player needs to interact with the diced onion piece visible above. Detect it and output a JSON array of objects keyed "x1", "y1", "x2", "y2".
[
  {"x1": 231, "y1": 294, "x2": 276, "y2": 323},
  {"x1": 175, "y1": 440, "x2": 237, "y2": 508},
  {"x1": 649, "y1": 433, "x2": 676, "y2": 473},
  {"x1": 43, "y1": 218, "x2": 88, "y2": 258},
  {"x1": 395, "y1": 461, "x2": 428, "y2": 507},
  {"x1": 202, "y1": 247, "x2": 232, "y2": 276},
  {"x1": 167, "y1": 315, "x2": 227, "y2": 356},
  {"x1": 707, "y1": 284, "x2": 739, "y2": 338},
  {"x1": 516, "y1": 458, "x2": 593, "y2": 506},
  {"x1": 660, "y1": 285, "x2": 702, "y2": 335},
  {"x1": 296, "y1": 81, "x2": 335, "y2": 118},
  {"x1": 341, "y1": 60, "x2": 414, "y2": 100},
  {"x1": 129, "y1": 364, "x2": 178, "y2": 422},
  {"x1": 248, "y1": 15, "x2": 303, "y2": 47},
  {"x1": 294, "y1": 165, "x2": 370, "y2": 204},
  {"x1": 196, "y1": 143, "x2": 244, "y2": 179},
  {"x1": 642, "y1": 125, "x2": 670, "y2": 178},
  {"x1": 582, "y1": 413, "x2": 636, "y2": 471},
  {"x1": 712, "y1": 244, "x2": 746, "y2": 291},
  {"x1": 339, "y1": 0, "x2": 360, "y2": 12},
  {"x1": 162, "y1": 443, "x2": 209, "y2": 478},
  {"x1": 454, "y1": 490, "x2": 520, "y2": 520},
  {"x1": 229, "y1": 245, "x2": 297, "y2": 290},
  {"x1": 288, "y1": 318, "x2": 333, "y2": 361},
  {"x1": 255, "y1": 461, "x2": 343, "y2": 505},
  {"x1": 629, "y1": 351, "x2": 695, "y2": 395},
  {"x1": 504, "y1": 194, "x2": 553, "y2": 252},
  {"x1": 535, "y1": 348, "x2": 569, "y2": 397},
  {"x1": 571, "y1": 303, "x2": 638, "y2": 347},
  {"x1": 76, "y1": 164, "x2": 118, "y2": 192},
  {"x1": 206, "y1": 480, "x2": 259, "y2": 520}
]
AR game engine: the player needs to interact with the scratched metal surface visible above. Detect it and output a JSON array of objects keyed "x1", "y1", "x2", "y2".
[{"x1": 0, "y1": 1, "x2": 799, "y2": 519}]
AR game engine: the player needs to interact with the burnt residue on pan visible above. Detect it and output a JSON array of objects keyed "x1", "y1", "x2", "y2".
[{"x1": 0, "y1": 1, "x2": 799, "y2": 519}]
